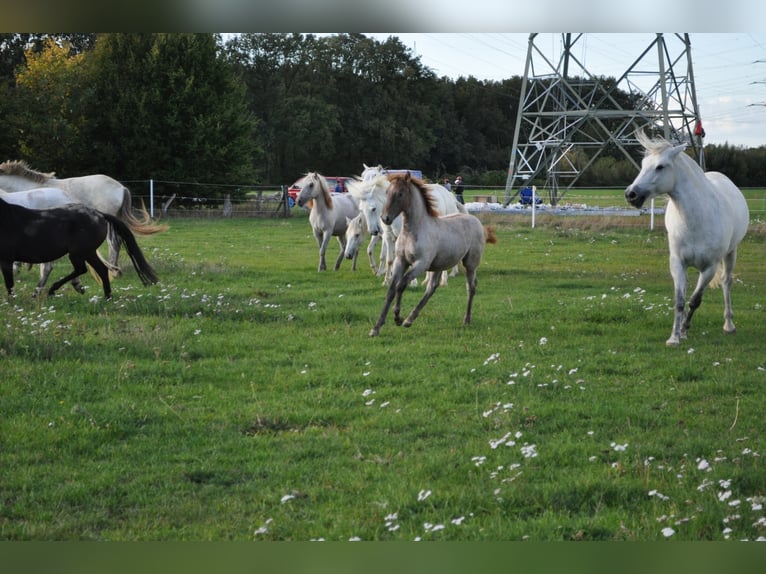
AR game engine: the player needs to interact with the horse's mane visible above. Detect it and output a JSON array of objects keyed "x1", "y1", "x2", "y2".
[
  {"x1": 389, "y1": 172, "x2": 439, "y2": 217},
  {"x1": 636, "y1": 130, "x2": 683, "y2": 156},
  {"x1": 305, "y1": 172, "x2": 333, "y2": 208},
  {"x1": 0, "y1": 160, "x2": 55, "y2": 183}
]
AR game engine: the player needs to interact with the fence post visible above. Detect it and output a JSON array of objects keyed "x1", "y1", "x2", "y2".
[{"x1": 149, "y1": 179, "x2": 154, "y2": 218}]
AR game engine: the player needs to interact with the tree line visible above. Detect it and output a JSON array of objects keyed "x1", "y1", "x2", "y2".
[{"x1": 1, "y1": 32, "x2": 764, "y2": 199}]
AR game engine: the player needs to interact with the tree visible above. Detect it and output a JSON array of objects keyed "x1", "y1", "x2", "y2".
[
  {"x1": 83, "y1": 33, "x2": 258, "y2": 188},
  {"x1": 13, "y1": 38, "x2": 90, "y2": 173}
]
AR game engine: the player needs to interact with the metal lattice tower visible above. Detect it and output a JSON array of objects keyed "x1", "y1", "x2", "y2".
[{"x1": 504, "y1": 33, "x2": 705, "y2": 205}]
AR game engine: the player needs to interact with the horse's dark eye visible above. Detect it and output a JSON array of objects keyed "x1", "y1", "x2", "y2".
[{"x1": 656, "y1": 165, "x2": 665, "y2": 172}]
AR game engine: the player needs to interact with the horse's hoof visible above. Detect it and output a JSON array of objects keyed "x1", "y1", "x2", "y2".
[
  {"x1": 394, "y1": 317, "x2": 403, "y2": 326},
  {"x1": 665, "y1": 338, "x2": 680, "y2": 346},
  {"x1": 369, "y1": 329, "x2": 379, "y2": 337},
  {"x1": 402, "y1": 321, "x2": 412, "y2": 328}
]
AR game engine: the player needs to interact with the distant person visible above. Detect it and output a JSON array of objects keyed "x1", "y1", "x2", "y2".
[
  {"x1": 334, "y1": 178, "x2": 343, "y2": 194},
  {"x1": 443, "y1": 178, "x2": 451, "y2": 192},
  {"x1": 453, "y1": 175, "x2": 464, "y2": 204}
]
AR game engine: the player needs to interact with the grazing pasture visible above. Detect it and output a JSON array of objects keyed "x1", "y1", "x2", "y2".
[{"x1": 1, "y1": 214, "x2": 765, "y2": 541}]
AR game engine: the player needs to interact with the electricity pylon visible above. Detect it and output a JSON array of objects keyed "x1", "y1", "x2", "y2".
[{"x1": 504, "y1": 33, "x2": 705, "y2": 205}]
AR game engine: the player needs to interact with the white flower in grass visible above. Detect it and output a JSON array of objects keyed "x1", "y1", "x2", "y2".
[
  {"x1": 254, "y1": 518, "x2": 273, "y2": 536},
  {"x1": 520, "y1": 443, "x2": 538, "y2": 458},
  {"x1": 661, "y1": 527, "x2": 675, "y2": 538},
  {"x1": 280, "y1": 494, "x2": 296, "y2": 504},
  {"x1": 539, "y1": 337, "x2": 548, "y2": 345},
  {"x1": 718, "y1": 490, "x2": 732, "y2": 503},
  {"x1": 418, "y1": 489, "x2": 432, "y2": 501}
]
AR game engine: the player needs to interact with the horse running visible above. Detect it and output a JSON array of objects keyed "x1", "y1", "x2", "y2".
[
  {"x1": 0, "y1": 160, "x2": 167, "y2": 270},
  {"x1": 346, "y1": 172, "x2": 466, "y2": 286},
  {"x1": 296, "y1": 172, "x2": 360, "y2": 271},
  {"x1": 625, "y1": 130, "x2": 749, "y2": 346},
  {"x1": 369, "y1": 172, "x2": 497, "y2": 336},
  {"x1": 0, "y1": 198, "x2": 158, "y2": 299},
  {"x1": 1, "y1": 186, "x2": 93, "y2": 294}
]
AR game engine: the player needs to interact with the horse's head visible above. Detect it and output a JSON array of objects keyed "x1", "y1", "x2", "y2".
[
  {"x1": 383, "y1": 172, "x2": 438, "y2": 224},
  {"x1": 361, "y1": 163, "x2": 385, "y2": 181},
  {"x1": 344, "y1": 213, "x2": 366, "y2": 259},
  {"x1": 297, "y1": 172, "x2": 332, "y2": 208},
  {"x1": 625, "y1": 131, "x2": 687, "y2": 208}
]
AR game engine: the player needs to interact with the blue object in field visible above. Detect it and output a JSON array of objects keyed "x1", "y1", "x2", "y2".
[
  {"x1": 385, "y1": 169, "x2": 423, "y2": 180},
  {"x1": 520, "y1": 186, "x2": 542, "y2": 206}
]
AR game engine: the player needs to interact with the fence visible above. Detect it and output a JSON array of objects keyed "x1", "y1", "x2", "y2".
[{"x1": 125, "y1": 180, "x2": 766, "y2": 222}]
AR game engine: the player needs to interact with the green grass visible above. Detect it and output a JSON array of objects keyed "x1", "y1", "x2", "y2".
[{"x1": 1, "y1": 213, "x2": 765, "y2": 541}]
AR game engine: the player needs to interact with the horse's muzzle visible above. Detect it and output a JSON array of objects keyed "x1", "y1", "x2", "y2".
[{"x1": 624, "y1": 187, "x2": 646, "y2": 208}]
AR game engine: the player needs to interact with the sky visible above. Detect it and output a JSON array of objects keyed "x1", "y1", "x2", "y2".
[{"x1": 363, "y1": 33, "x2": 766, "y2": 148}]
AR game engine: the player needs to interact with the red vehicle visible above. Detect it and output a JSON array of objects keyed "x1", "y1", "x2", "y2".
[{"x1": 287, "y1": 176, "x2": 349, "y2": 208}]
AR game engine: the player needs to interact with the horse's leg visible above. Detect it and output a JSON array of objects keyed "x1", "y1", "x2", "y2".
[
  {"x1": 317, "y1": 231, "x2": 331, "y2": 272},
  {"x1": 401, "y1": 268, "x2": 442, "y2": 328},
  {"x1": 334, "y1": 236, "x2": 348, "y2": 271},
  {"x1": 681, "y1": 265, "x2": 717, "y2": 340},
  {"x1": 394, "y1": 262, "x2": 428, "y2": 326},
  {"x1": 1, "y1": 261, "x2": 15, "y2": 296},
  {"x1": 107, "y1": 224, "x2": 123, "y2": 277},
  {"x1": 85, "y1": 252, "x2": 113, "y2": 299},
  {"x1": 370, "y1": 258, "x2": 408, "y2": 337},
  {"x1": 666, "y1": 256, "x2": 688, "y2": 346},
  {"x1": 370, "y1": 258, "x2": 407, "y2": 336},
  {"x1": 34, "y1": 263, "x2": 52, "y2": 296},
  {"x1": 367, "y1": 235, "x2": 379, "y2": 273},
  {"x1": 462, "y1": 265, "x2": 478, "y2": 325},
  {"x1": 721, "y1": 251, "x2": 738, "y2": 334},
  {"x1": 48, "y1": 257, "x2": 89, "y2": 297}
]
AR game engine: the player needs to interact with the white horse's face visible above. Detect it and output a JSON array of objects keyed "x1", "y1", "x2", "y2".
[
  {"x1": 344, "y1": 215, "x2": 365, "y2": 259},
  {"x1": 625, "y1": 144, "x2": 686, "y2": 208},
  {"x1": 297, "y1": 174, "x2": 321, "y2": 207},
  {"x1": 359, "y1": 196, "x2": 382, "y2": 235}
]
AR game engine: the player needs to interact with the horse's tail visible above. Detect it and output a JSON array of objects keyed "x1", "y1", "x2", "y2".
[
  {"x1": 86, "y1": 250, "x2": 122, "y2": 284},
  {"x1": 484, "y1": 225, "x2": 498, "y2": 245},
  {"x1": 117, "y1": 187, "x2": 169, "y2": 236},
  {"x1": 709, "y1": 260, "x2": 727, "y2": 289},
  {"x1": 103, "y1": 213, "x2": 159, "y2": 286}
]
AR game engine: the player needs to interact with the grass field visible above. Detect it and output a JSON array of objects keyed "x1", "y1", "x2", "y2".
[{"x1": 1, "y1": 211, "x2": 765, "y2": 541}]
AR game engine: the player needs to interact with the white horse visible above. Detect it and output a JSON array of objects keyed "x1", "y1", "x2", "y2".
[
  {"x1": 625, "y1": 130, "x2": 749, "y2": 346},
  {"x1": 0, "y1": 160, "x2": 166, "y2": 269},
  {"x1": 343, "y1": 212, "x2": 374, "y2": 269},
  {"x1": 346, "y1": 172, "x2": 466, "y2": 286},
  {"x1": 369, "y1": 172, "x2": 497, "y2": 336},
  {"x1": 296, "y1": 172, "x2": 360, "y2": 271}
]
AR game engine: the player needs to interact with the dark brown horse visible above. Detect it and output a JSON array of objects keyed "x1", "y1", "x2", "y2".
[{"x1": 0, "y1": 198, "x2": 158, "y2": 299}]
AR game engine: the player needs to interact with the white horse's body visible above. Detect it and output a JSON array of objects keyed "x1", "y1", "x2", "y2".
[
  {"x1": 296, "y1": 172, "x2": 360, "y2": 271},
  {"x1": 346, "y1": 172, "x2": 466, "y2": 286},
  {"x1": 0, "y1": 186, "x2": 77, "y2": 209},
  {"x1": 625, "y1": 131, "x2": 749, "y2": 346},
  {"x1": 369, "y1": 172, "x2": 495, "y2": 336}
]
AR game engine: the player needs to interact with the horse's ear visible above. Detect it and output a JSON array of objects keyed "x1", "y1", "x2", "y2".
[
  {"x1": 670, "y1": 144, "x2": 687, "y2": 158},
  {"x1": 404, "y1": 171, "x2": 411, "y2": 182}
]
